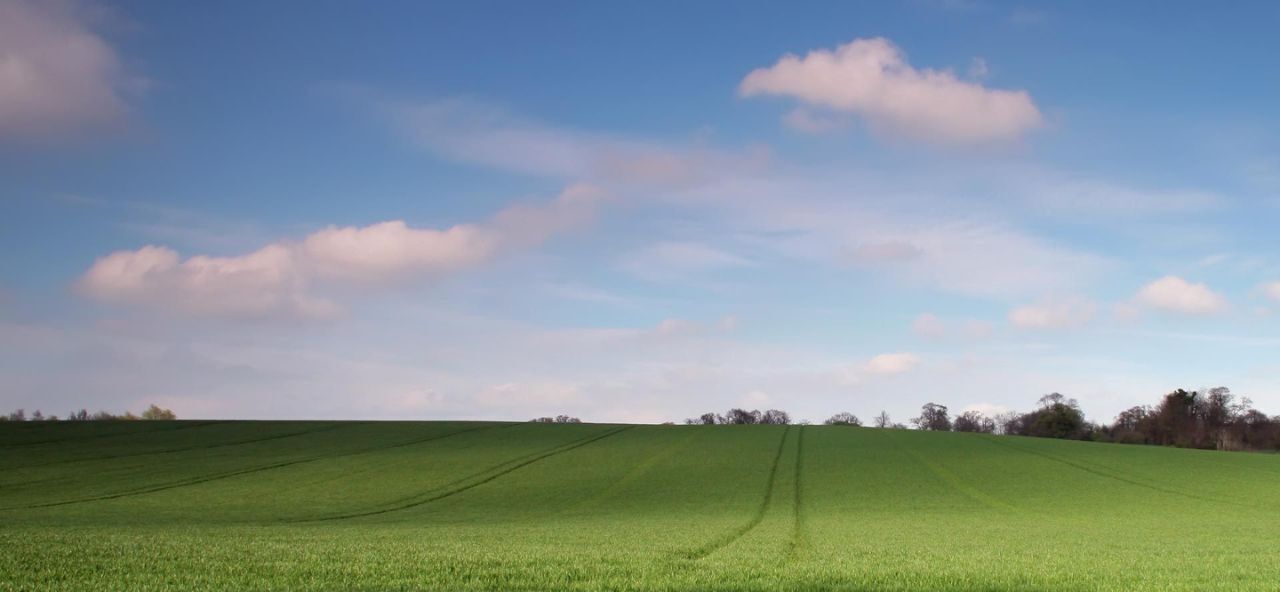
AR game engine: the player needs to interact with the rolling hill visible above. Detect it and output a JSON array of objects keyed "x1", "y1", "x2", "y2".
[{"x1": 3, "y1": 420, "x2": 1279, "y2": 590}]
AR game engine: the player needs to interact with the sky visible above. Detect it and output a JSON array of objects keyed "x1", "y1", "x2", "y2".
[{"x1": 2, "y1": 0, "x2": 1280, "y2": 424}]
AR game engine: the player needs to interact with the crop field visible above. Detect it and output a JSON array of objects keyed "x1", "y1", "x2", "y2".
[{"x1": 3, "y1": 421, "x2": 1280, "y2": 590}]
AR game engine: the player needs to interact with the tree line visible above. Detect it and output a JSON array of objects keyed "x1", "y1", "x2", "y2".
[
  {"x1": 681, "y1": 387, "x2": 1280, "y2": 453},
  {"x1": 1, "y1": 404, "x2": 177, "y2": 422}
]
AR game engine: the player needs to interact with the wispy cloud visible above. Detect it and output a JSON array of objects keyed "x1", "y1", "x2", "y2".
[{"x1": 376, "y1": 95, "x2": 768, "y2": 188}]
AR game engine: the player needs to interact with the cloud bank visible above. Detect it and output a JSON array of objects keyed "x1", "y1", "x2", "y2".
[
  {"x1": 740, "y1": 37, "x2": 1043, "y2": 145},
  {"x1": 0, "y1": 0, "x2": 140, "y2": 140},
  {"x1": 79, "y1": 185, "x2": 604, "y2": 319}
]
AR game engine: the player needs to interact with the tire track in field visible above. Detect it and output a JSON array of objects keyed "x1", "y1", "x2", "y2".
[
  {"x1": 1, "y1": 423, "x2": 512, "y2": 510},
  {"x1": 682, "y1": 426, "x2": 792, "y2": 561},
  {"x1": 786, "y1": 425, "x2": 807, "y2": 560},
  {"x1": 554, "y1": 427, "x2": 701, "y2": 518},
  {"x1": 1, "y1": 421, "x2": 222, "y2": 449},
  {"x1": 5, "y1": 423, "x2": 352, "y2": 470},
  {"x1": 300, "y1": 425, "x2": 636, "y2": 522},
  {"x1": 883, "y1": 430, "x2": 1022, "y2": 513},
  {"x1": 979, "y1": 435, "x2": 1260, "y2": 510}
]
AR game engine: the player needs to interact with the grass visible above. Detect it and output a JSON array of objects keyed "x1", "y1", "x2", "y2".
[{"x1": 3, "y1": 421, "x2": 1280, "y2": 590}]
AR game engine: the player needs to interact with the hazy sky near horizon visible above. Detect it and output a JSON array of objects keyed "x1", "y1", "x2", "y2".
[{"x1": 3, "y1": 0, "x2": 1280, "y2": 423}]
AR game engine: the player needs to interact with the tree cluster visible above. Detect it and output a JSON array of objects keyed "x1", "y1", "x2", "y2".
[
  {"x1": 1094, "y1": 387, "x2": 1278, "y2": 451},
  {"x1": 530, "y1": 415, "x2": 582, "y2": 423},
  {"x1": 899, "y1": 387, "x2": 1280, "y2": 453},
  {"x1": 1, "y1": 404, "x2": 176, "y2": 422},
  {"x1": 684, "y1": 408, "x2": 792, "y2": 425}
]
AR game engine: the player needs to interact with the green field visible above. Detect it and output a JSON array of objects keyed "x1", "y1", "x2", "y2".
[{"x1": 3, "y1": 421, "x2": 1280, "y2": 590}]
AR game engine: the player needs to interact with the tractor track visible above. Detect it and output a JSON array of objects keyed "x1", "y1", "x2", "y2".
[
  {"x1": 683, "y1": 426, "x2": 792, "y2": 561},
  {"x1": 298, "y1": 425, "x2": 636, "y2": 522},
  {"x1": 5, "y1": 422, "x2": 352, "y2": 471},
  {"x1": 2, "y1": 423, "x2": 512, "y2": 511}
]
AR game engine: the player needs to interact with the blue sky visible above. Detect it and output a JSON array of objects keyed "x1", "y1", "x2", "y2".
[{"x1": 2, "y1": 0, "x2": 1279, "y2": 423}]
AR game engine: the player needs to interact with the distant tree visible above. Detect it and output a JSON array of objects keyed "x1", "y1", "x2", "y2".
[
  {"x1": 1013, "y1": 393, "x2": 1088, "y2": 440},
  {"x1": 760, "y1": 409, "x2": 791, "y2": 425},
  {"x1": 912, "y1": 403, "x2": 951, "y2": 431},
  {"x1": 141, "y1": 405, "x2": 177, "y2": 420},
  {"x1": 824, "y1": 412, "x2": 862, "y2": 426},
  {"x1": 530, "y1": 415, "x2": 580, "y2": 423},
  {"x1": 684, "y1": 412, "x2": 718, "y2": 425},
  {"x1": 67, "y1": 409, "x2": 89, "y2": 421},
  {"x1": 30, "y1": 410, "x2": 44, "y2": 421},
  {"x1": 872, "y1": 411, "x2": 892, "y2": 429},
  {"x1": 722, "y1": 408, "x2": 761, "y2": 425},
  {"x1": 6, "y1": 409, "x2": 25, "y2": 422},
  {"x1": 992, "y1": 411, "x2": 1021, "y2": 435},
  {"x1": 953, "y1": 410, "x2": 995, "y2": 433},
  {"x1": 660, "y1": 421, "x2": 675, "y2": 425}
]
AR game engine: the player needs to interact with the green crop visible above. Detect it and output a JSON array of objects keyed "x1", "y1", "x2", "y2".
[{"x1": 3, "y1": 421, "x2": 1279, "y2": 590}]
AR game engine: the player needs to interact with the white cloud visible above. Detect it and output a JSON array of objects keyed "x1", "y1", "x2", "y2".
[
  {"x1": 78, "y1": 244, "x2": 338, "y2": 320},
  {"x1": 739, "y1": 37, "x2": 1043, "y2": 145},
  {"x1": 302, "y1": 222, "x2": 497, "y2": 283},
  {"x1": 0, "y1": 0, "x2": 141, "y2": 140},
  {"x1": 79, "y1": 185, "x2": 603, "y2": 319},
  {"x1": 912, "y1": 313, "x2": 946, "y2": 338},
  {"x1": 1008, "y1": 297, "x2": 1097, "y2": 330},
  {"x1": 840, "y1": 352, "x2": 922, "y2": 386},
  {"x1": 1262, "y1": 281, "x2": 1280, "y2": 302},
  {"x1": 1135, "y1": 275, "x2": 1227, "y2": 315},
  {"x1": 863, "y1": 352, "x2": 921, "y2": 375}
]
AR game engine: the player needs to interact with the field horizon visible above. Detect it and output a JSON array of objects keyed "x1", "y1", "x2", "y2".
[{"x1": 3, "y1": 420, "x2": 1279, "y2": 590}]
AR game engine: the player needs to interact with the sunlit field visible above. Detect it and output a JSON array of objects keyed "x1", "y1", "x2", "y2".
[{"x1": 3, "y1": 421, "x2": 1280, "y2": 590}]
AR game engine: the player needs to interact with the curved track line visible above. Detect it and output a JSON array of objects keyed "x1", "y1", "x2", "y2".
[
  {"x1": 555, "y1": 427, "x2": 701, "y2": 518},
  {"x1": 2, "y1": 423, "x2": 511, "y2": 510},
  {"x1": 1, "y1": 421, "x2": 221, "y2": 449},
  {"x1": 301, "y1": 425, "x2": 636, "y2": 522},
  {"x1": 880, "y1": 429, "x2": 1024, "y2": 514},
  {"x1": 683, "y1": 426, "x2": 791, "y2": 561},
  {"x1": 980, "y1": 435, "x2": 1259, "y2": 510},
  {"x1": 786, "y1": 425, "x2": 808, "y2": 560},
  {"x1": 6, "y1": 423, "x2": 352, "y2": 470},
  {"x1": 296, "y1": 426, "x2": 624, "y2": 518}
]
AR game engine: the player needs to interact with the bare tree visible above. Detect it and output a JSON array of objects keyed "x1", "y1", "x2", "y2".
[
  {"x1": 824, "y1": 412, "x2": 862, "y2": 426},
  {"x1": 722, "y1": 408, "x2": 761, "y2": 424},
  {"x1": 992, "y1": 411, "x2": 1021, "y2": 435},
  {"x1": 760, "y1": 409, "x2": 791, "y2": 425},
  {"x1": 873, "y1": 411, "x2": 892, "y2": 428},
  {"x1": 953, "y1": 410, "x2": 995, "y2": 433}
]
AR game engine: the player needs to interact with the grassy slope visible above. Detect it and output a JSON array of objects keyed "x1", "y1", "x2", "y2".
[{"x1": 2, "y1": 421, "x2": 1279, "y2": 590}]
